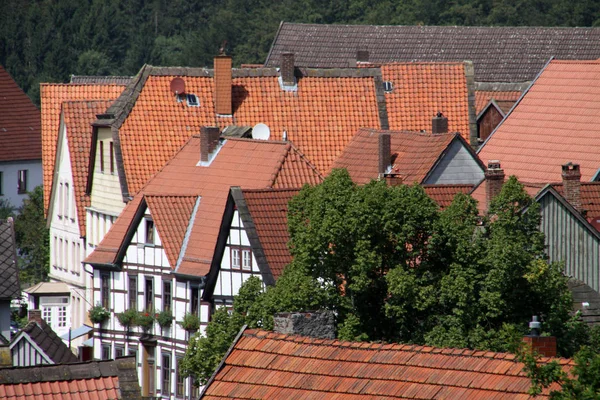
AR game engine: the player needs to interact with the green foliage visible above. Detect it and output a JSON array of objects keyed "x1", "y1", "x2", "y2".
[
  {"x1": 179, "y1": 313, "x2": 200, "y2": 332},
  {"x1": 136, "y1": 310, "x2": 155, "y2": 330},
  {"x1": 116, "y1": 309, "x2": 138, "y2": 328},
  {"x1": 14, "y1": 186, "x2": 49, "y2": 285},
  {"x1": 0, "y1": 199, "x2": 15, "y2": 219},
  {"x1": 156, "y1": 309, "x2": 173, "y2": 328},
  {"x1": 89, "y1": 304, "x2": 110, "y2": 324},
  {"x1": 3, "y1": 0, "x2": 600, "y2": 104}
]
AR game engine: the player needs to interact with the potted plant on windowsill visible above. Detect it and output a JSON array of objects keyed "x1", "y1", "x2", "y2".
[
  {"x1": 179, "y1": 313, "x2": 200, "y2": 332},
  {"x1": 116, "y1": 309, "x2": 138, "y2": 330},
  {"x1": 156, "y1": 309, "x2": 173, "y2": 328},
  {"x1": 136, "y1": 310, "x2": 155, "y2": 332},
  {"x1": 89, "y1": 304, "x2": 110, "y2": 324}
]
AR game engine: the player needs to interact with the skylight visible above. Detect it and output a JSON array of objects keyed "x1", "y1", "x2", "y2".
[{"x1": 186, "y1": 94, "x2": 200, "y2": 107}]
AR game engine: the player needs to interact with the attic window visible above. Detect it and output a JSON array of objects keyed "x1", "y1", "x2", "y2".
[
  {"x1": 186, "y1": 94, "x2": 200, "y2": 107},
  {"x1": 383, "y1": 81, "x2": 393, "y2": 93}
]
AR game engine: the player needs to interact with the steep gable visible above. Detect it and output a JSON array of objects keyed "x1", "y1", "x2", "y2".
[{"x1": 0, "y1": 65, "x2": 41, "y2": 163}]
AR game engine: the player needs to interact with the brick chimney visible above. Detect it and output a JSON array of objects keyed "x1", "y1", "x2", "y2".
[
  {"x1": 28, "y1": 309, "x2": 43, "y2": 324},
  {"x1": 273, "y1": 311, "x2": 336, "y2": 339},
  {"x1": 281, "y1": 52, "x2": 296, "y2": 86},
  {"x1": 522, "y1": 316, "x2": 557, "y2": 357},
  {"x1": 356, "y1": 49, "x2": 369, "y2": 63},
  {"x1": 379, "y1": 133, "x2": 391, "y2": 175},
  {"x1": 485, "y1": 160, "x2": 505, "y2": 210},
  {"x1": 562, "y1": 162, "x2": 581, "y2": 212},
  {"x1": 214, "y1": 55, "x2": 232, "y2": 115},
  {"x1": 200, "y1": 126, "x2": 221, "y2": 162},
  {"x1": 432, "y1": 112, "x2": 448, "y2": 134}
]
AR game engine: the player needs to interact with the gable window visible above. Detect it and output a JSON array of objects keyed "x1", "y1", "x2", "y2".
[
  {"x1": 101, "y1": 272, "x2": 110, "y2": 309},
  {"x1": 99, "y1": 141, "x2": 104, "y2": 173},
  {"x1": 231, "y1": 248, "x2": 240, "y2": 269},
  {"x1": 163, "y1": 280, "x2": 172, "y2": 311},
  {"x1": 145, "y1": 219, "x2": 154, "y2": 244},
  {"x1": 129, "y1": 275, "x2": 138, "y2": 310},
  {"x1": 17, "y1": 170, "x2": 27, "y2": 194},
  {"x1": 162, "y1": 353, "x2": 171, "y2": 395},
  {"x1": 110, "y1": 142, "x2": 115, "y2": 174},
  {"x1": 63, "y1": 183, "x2": 69, "y2": 218},
  {"x1": 242, "y1": 250, "x2": 252, "y2": 270},
  {"x1": 145, "y1": 277, "x2": 154, "y2": 311}
]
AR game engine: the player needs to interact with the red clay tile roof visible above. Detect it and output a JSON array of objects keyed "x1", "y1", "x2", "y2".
[
  {"x1": 0, "y1": 65, "x2": 41, "y2": 162},
  {"x1": 552, "y1": 182, "x2": 600, "y2": 221},
  {"x1": 470, "y1": 178, "x2": 545, "y2": 215},
  {"x1": 381, "y1": 63, "x2": 471, "y2": 139},
  {"x1": 332, "y1": 128, "x2": 458, "y2": 184},
  {"x1": 478, "y1": 60, "x2": 600, "y2": 184},
  {"x1": 266, "y1": 23, "x2": 600, "y2": 82},
  {"x1": 202, "y1": 328, "x2": 571, "y2": 399},
  {"x1": 40, "y1": 83, "x2": 126, "y2": 214},
  {"x1": 59, "y1": 101, "x2": 113, "y2": 235},
  {"x1": 240, "y1": 188, "x2": 300, "y2": 280},
  {"x1": 0, "y1": 357, "x2": 140, "y2": 400},
  {"x1": 85, "y1": 137, "x2": 322, "y2": 277},
  {"x1": 97, "y1": 62, "x2": 471, "y2": 198},
  {"x1": 423, "y1": 184, "x2": 474, "y2": 209},
  {"x1": 476, "y1": 91, "x2": 522, "y2": 114}
]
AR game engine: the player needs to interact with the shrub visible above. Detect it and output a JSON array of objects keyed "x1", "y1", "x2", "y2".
[
  {"x1": 89, "y1": 304, "x2": 110, "y2": 324},
  {"x1": 180, "y1": 313, "x2": 200, "y2": 332},
  {"x1": 116, "y1": 309, "x2": 138, "y2": 328},
  {"x1": 136, "y1": 311, "x2": 155, "y2": 330},
  {"x1": 156, "y1": 309, "x2": 173, "y2": 328}
]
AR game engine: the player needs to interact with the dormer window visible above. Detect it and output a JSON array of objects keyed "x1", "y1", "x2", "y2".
[
  {"x1": 145, "y1": 219, "x2": 154, "y2": 244},
  {"x1": 186, "y1": 94, "x2": 200, "y2": 107},
  {"x1": 383, "y1": 81, "x2": 394, "y2": 93}
]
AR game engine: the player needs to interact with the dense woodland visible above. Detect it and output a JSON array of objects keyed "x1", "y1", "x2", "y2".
[{"x1": 2, "y1": 0, "x2": 600, "y2": 103}]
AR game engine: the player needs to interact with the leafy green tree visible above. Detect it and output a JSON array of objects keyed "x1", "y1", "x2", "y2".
[
  {"x1": 0, "y1": 198, "x2": 15, "y2": 219},
  {"x1": 14, "y1": 186, "x2": 49, "y2": 284}
]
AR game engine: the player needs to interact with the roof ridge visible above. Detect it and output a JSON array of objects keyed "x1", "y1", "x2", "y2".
[
  {"x1": 277, "y1": 22, "x2": 600, "y2": 30},
  {"x1": 241, "y1": 187, "x2": 303, "y2": 194}
]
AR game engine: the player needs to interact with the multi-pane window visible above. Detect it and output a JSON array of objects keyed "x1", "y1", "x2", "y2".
[
  {"x1": 58, "y1": 306, "x2": 67, "y2": 327},
  {"x1": 163, "y1": 281, "x2": 172, "y2": 311},
  {"x1": 145, "y1": 277, "x2": 153, "y2": 311},
  {"x1": 101, "y1": 273, "x2": 110, "y2": 309},
  {"x1": 242, "y1": 250, "x2": 251, "y2": 270},
  {"x1": 231, "y1": 248, "x2": 240, "y2": 268},
  {"x1": 42, "y1": 308, "x2": 51, "y2": 322},
  {"x1": 110, "y1": 142, "x2": 115, "y2": 174},
  {"x1": 17, "y1": 169, "x2": 27, "y2": 194},
  {"x1": 145, "y1": 219, "x2": 154, "y2": 244},
  {"x1": 129, "y1": 275, "x2": 138, "y2": 310},
  {"x1": 162, "y1": 353, "x2": 171, "y2": 395},
  {"x1": 115, "y1": 346, "x2": 124, "y2": 358},
  {"x1": 99, "y1": 141, "x2": 104, "y2": 172},
  {"x1": 102, "y1": 344, "x2": 111, "y2": 360},
  {"x1": 176, "y1": 357, "x2": 185, "y2": 397},
  {"x1": 128, "y1": 346, "x2": 138, "y2": 363}
]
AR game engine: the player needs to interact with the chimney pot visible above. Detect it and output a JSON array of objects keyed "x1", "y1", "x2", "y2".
[
  {"x1": 200, "y1": 126, "x2": 221, "y2": 162},
  {"x1": 281, "y1": 52, "x2": 296, "y2": 86},
  {"x1": 562, "y1": 162, "x2": 581, "y2": 211},
  {"x1": 273, "y1": 311, "x2": 336, "y2": 339},
  {"x1": 28, "y1": 309, "x2": 43, "y2": 324},
  {"x1": 379, "y1": 133, "x2": 391, "y2": 175},
  {"x1": 214, "y1": 55, "x2": 232, "y2": 115},
  {"x1": 356, "y1": 50, "x2": 369, "y2": 63},
  {"x1": 485, "y1": 160, "x2": 505, "y2": 210},
  {"x1": 432, "y1": 112, "x2": 449, "y2": 134}
]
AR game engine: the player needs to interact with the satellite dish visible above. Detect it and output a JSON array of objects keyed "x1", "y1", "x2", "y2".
[
  {"x1": 170, "y1": 77, "x2": 186, "y2": 95},
  {"x1": 252, "y1": 123, "x2": 271, "y2": 140}
]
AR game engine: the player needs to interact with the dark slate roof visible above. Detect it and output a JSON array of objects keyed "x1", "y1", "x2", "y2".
[
  {"x1": 69, "y1": 75, "x2": 133, "y2": 85},
  {"x1": 0, "y1": 219, "x2": 19, "y2": 300},
  {"x1": 19, "y1": 319, "x2": 78, "y2": 364},
  {"x1": 0, "y1": 357, "x2": 141, "y2": 399},
  {"x1": 265, "y1": 23, "x2": 600, "y2": 82}
]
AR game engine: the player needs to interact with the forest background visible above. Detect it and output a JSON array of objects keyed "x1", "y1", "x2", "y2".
[{"x1": 2, "y1": 0, "x2": 600, "y2": 104}]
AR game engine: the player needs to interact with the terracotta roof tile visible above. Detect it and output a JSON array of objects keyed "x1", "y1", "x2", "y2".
[
  {"x1": 40, "y1": 83, "x2": 126, "y2": 214},
  {"x1": 422, "y1": 184, "x2": 475, "y2": 209},
  {"x1": 0, "y1": 65, "x2": 41, "y2": 162},
  {"x1": 61, "y1": 101, "x2": 114, "y2": 235},
  {"x1": 552, "y1": 182, "x2": 600, "y2": 221},
  {"x1": 241, "y1": 188, "x2": 300, "y2": 279},
  {"x1": 476, "y1": 91, "x2": 522, "y2": 115},
  {"x1": 381, "y1": 63, "x2": 470, "y2": 140},
  {"x1": 85, "y1": 138, "x2": 321, "y2": 277},
  {"x1": 332, "y1": 128, "x2": 457, "y2": 184},
  {"x1": 266, "y1": 23, "x2": 600, "y2": 82},
  {"x1": 470, "y1": 179, "x2": 546, "y2": 214},
  {"x1": 203, "y1": 328, "x2": 573, "y2": 399},
  {"x1": 0, "y1": 357, "x2": 140, "y2": 400},
  {"x1": 478, "y1": 60, "x2": 600, "y2": 184}
]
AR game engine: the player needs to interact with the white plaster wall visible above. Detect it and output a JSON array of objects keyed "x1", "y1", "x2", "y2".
[
  {"x1": 0, "y1": 160, "x2": 42, "y2": 209},
  {"x1": 90, "y1": 127, "x2": 124, "y2": 214}
]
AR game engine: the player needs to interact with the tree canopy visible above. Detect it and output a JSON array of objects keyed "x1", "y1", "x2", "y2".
[
  {"x1": 182, "y1": 169, "x2": 591, "y2": 385},
  {"x1": 3, "y1": 0, "x2": 600, "y2": 103}
]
